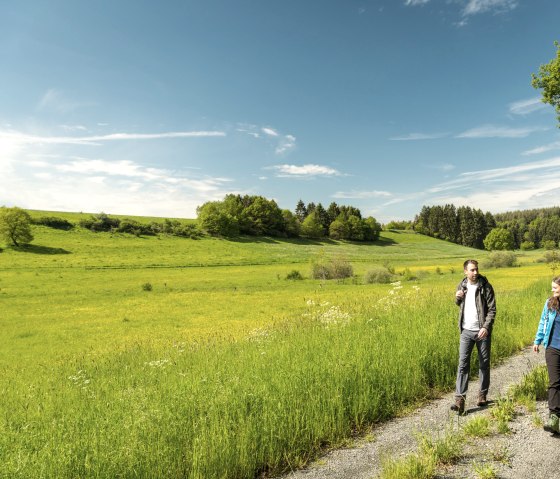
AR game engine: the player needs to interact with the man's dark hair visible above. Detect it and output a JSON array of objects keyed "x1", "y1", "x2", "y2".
[{"x1": 463, "y1": 259, "x2": 479, "y2": 269}]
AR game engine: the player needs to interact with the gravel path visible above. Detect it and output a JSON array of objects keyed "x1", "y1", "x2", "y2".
[{"x1": 280, "y1": 347, "x2": 551, "y2": 479}]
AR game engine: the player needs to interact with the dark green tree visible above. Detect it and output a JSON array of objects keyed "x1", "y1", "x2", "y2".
[{"x1": 295, "y1": 200, "x2": 307, "y2": 222}]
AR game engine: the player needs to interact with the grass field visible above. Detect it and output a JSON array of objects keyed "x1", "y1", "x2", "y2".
[{"x1": 0, "y1": 213, "x2": 555, "y2": 478}]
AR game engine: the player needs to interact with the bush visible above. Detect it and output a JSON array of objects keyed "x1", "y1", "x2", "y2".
[
  {"x1": 79, "y1": 213, "x2": 120, "y2": 232},
  {"x1": 365, "y1": 267, "x2": 393, "y2": 284},
  {"x1": 520, "y1": 241, "x2": 535, "y2": 251},
  {"x1": 542, "y1": 240, "x2": 557, "y2": 250},
  {"x1": 483, "y1": 251, "x2": 517, "y2": 268},
  {"x1": 541, "y1": 250, "x2": 560, "y2": 264},
  {"x1": 310, "y1": 256, "x2": 353, "y2": 280},
  {"x1": 32, "y1": 216, "x2": 73, "y2": 230},
  {"x1": 331, "y1": 257, "x2": 353, "y2": 279},
  {"x1": 285, "y1": 270, "x2": 303, "y2": 280},
  {"x1": 142, "y1": 282, "x2": 153, "y2": 291}
]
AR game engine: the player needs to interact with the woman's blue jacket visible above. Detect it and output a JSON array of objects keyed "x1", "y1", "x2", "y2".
[{"x1": 534, "y1": 299, "x2": 559, "y2": 348}]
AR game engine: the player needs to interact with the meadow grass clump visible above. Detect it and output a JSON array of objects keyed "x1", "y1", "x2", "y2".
[
  {"x1": 286, "y1": 269, "x2": 304, "y2": 280},
  {"x1": 365, "y1": 267, "x2": 393, "y2": 284},
  {"x1": 490, "y1": 397, "x2": 516, "y2": 433},
  {"x1": 510, "y1": 365, "x2": 548, "y2": 401},
  {"x1": 310, "y1": 255, "x2": 353, "y2": 280},
  {"x1": 472, "y1": 461, "x2": 498, "y2": 479},
  {"x1": 378, "y1": 454, "x2": 436, "y2": 479},
  {"x1": 141, "y1": 282, "x2": 153, "y2": 291},
  {"x1": 483, "y1": 251, "x2": 517, "y2": 268},
  {"x1": 463, "y1": 416, "x2": 491, "y2": 438},
  {"x1": 416, "y1": 427, "x2": 464, "y2": 466}
]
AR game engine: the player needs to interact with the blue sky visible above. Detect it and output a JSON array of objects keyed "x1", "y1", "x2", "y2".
[{"x1": 1, "y1": 0, "x2": 559, "y2": 223}]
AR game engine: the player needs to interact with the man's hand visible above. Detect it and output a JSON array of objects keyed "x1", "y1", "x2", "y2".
[
  {"x1": 533, "y1": 344, "x2": 540, "y2": 353},
  {"x1": 456, "y1": 290, "x2": 465, "y2": 300},
  {"x1": 477, "y1": 327, "x2": 488, "y2": 340}
]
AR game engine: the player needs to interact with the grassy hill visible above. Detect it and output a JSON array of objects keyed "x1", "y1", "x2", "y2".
[{"x1": 0, "y1": 210, "x2": 553, "y2": 478}]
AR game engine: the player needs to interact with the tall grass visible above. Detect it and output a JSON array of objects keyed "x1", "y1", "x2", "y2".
[{"x1": 0, "y1": 279, "x2": 546, "y2": 478}]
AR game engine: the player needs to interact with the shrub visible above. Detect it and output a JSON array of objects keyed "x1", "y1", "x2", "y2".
[
  {"x1": 310, "y1": 255, "x2": 353, "y2": 280},
  {"x1": 79, "y1": 213, "x2": 120, "y2": 232},
  {"x1": 365, "y1": 267, "x2": 393, "y2": 284},
  {"x1": 330, "y1": 257, "x2": 353, "y2": 279},
  {"x1": 542, "y1": 240, "x2": 558, "y2": 250},
  {"x1": 32, "y1": 216, "x2": 73, "y2": 230},
  {"x1": 483, "y1": 251, "x2": 517, "y2": 268},
  {"x1": 142, "y1": 282, "x2": 153, "y2": 291},
  {"x1": 520, "y1": 241, "x2": 535, "y2": 250},
  {"x1": 540, "y1": 250, "x2": 560, "y2": 264},
  {"x1": 285, "y1": 270, "x2": 303, "y2": 280}
]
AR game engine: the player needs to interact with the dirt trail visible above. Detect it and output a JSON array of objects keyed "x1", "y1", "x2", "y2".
[{"x1": 280, "y1": 347, "x2": 551, "y2": 479}]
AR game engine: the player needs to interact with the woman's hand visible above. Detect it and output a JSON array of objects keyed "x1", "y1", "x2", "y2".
[{"x1": 533, "y1": 344, "x2": 540, "y2": 353}]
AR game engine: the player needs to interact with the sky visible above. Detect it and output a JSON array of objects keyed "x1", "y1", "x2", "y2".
[{"x1": 1, "y1": 0, "x2": 560, "y2": 223}]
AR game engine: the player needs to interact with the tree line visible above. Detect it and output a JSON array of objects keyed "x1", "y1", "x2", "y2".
[
  {"x1": 197, "y1": 195, "x2": 381, "y2": 241},
  {"x1": 414, "y1": 204, "x2": 560, "y2": 250}
]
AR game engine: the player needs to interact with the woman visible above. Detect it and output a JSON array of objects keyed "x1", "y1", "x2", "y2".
[{"x1": 533, "y1": 276, "x2": 560, "y2": 434}]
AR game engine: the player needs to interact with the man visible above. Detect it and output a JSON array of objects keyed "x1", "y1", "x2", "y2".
[{"x1": 451, "y1": 259, "x2": 496, "y2": 415}]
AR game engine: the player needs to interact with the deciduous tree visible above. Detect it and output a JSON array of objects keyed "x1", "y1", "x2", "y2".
[{"x1": 0, "y1": 206, "x2": 34, "y2": 246}]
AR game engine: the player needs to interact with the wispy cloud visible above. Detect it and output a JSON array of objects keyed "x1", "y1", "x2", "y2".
[
  {"x1": 332, "y1": 190, "x2": 392, "y2": 199},
  {"x1": 275, "y1": 134, "x2": 296, "y2": 154},
  {"x1": 456, "y1": 124, "x2": 545, "y2": 138},
  {"x1": 390, "y1": 132, "x2": 448, "y2": 141},
  {"x1": 426, "y1": 163, "x2": 456, "y2": 172},
  {"x1": 462, "y1": 0, "x2": 518, "y2": 16},
  {"x1": 271, "y1": 164, "x2": 342, "y2": 178},
  {"x1": 509, "y1": 97, "x2": 547, "y2": 116},
  {"x1": 37, "y1": 88, "x2": 95, "y2": 113},
  {"x1": 522, "y1": 141, "x2": 560, "y2": 156},
  {"x1": 0, "y1": 129, "x2": 226, "y2": 146},
  {"x1": 404, "y1": 0, "x2": 430, "y2": 5}
]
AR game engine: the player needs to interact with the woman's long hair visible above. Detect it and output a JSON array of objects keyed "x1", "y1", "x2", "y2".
[{"x1": 549, "y1": 276, "x2": 560, "y2": 312}]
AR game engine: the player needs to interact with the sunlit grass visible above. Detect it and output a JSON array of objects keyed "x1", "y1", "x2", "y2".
[{"x1": 0, "y1": 215, "x2": 555, "y2": 478}]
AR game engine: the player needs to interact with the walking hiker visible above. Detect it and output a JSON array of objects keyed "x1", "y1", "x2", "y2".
[
  {"x1": 533, "y1": 275, "x2": 560, "y2": 434},
  {"x1": 451, "y1": 259, "x2": 496, "y2": 415}
]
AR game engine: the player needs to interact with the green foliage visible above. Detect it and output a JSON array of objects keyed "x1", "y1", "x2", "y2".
[
  {"x1": 197, "y1": 200, "x2": 240, "y2": 236},
  {"x1": 301, "y1": 211, "x2": 325, "y2": 238},
  {"x1": 542, "y1": 239, "x2": 557, "y2": 250},
  {"x1": 365, "y1": 267, "x2": 393, "y2": 284},
  {"x1": 378, "y1": 454, "x2": 436, "y2": 479},
  {"x1": 310, "y1": 254, "x2": 353, "y2": 280},
  {"x1": 532, "y1": 41, "x2": 560, "y2": 127},
  {"x1": 463, "y1": 416, "x2": 491, "y2": 438},
  {"x1": 520, "y1": 241, "x2": 535, "y2": 250},
  {"x1": 285, "y1": 270, "x2": 303, "y2": 280},
  {"x1": 384, "y1": 220, "x2": 413, "y2": 230},
  {"x1": 483, "y1": 227, "x2": 515, "y2": 251},
  {"x1": 31, "y1": 216, "x2": 74, "y2": 230},
  {"x1": 0, "y1": 206, "x2": 34, "y2": 246},
  {"x1": 473, "y1": 462, "x2": 498, "y2": 479},
  {"x1": 490, "y1": 397, "x2": 515, "y2": 433},
  {"x1": 416, "y1": 428, "x2": 464, "y2": 466},
  {"x1": 511, "y1": 365, "x2": 548, "y2": 401},
  {"x1": 79, "y1": 212, "x2": 121, "y2": 232},
  {"x1": 142, "y1": 282, "x2": 153, "y2": 291},
  {"x1": 483, "y1": 251, "x2": 517, "y2": 268}
]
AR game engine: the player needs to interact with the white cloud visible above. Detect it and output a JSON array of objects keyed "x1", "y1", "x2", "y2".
[
  {"x1": 60, "y1": 124, "x2": 89, "y2": 132},
  {"x1": 456, "y1": 124, "x2": 544, "y2": 138},
  {"x1": 404, "y1": 0, "x2": 430, "y2": 5},
  {"x1": 275, "y1": 134, "x2": 296, "y2": 155},
  {"x1": 509, "y1": 97, "x2": 547, "y2": 116},
  {"x1": 0, "y1": 129, "x2": 226, "y2": 147},
  {"x1": 462, "y1": 0, "x2": 518, "y2": 16},
  {"x1": 272, "y1": 164, "x2": 342, "y2": 177},
  {"x1": 332, "y1": 190, "x2": 392, "y2": 199},
  {"x1": 262, "y1": 127, "x2": 279, "y2": 137},
  {"x1": 522, "y1": 141, "x2": 560, "y2": 156},
  {"x1": 390, "y1": 132, "x2": 448, "y2": 141}
]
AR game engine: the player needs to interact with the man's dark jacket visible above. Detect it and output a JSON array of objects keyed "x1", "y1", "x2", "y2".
[{"x1": 455, "y1": 274, "x2": 496, "y2": 332}]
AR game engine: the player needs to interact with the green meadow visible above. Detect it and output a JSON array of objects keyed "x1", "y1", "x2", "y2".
[{"x1": 0, "y1": 213, "x2": 554, "y2": 478}]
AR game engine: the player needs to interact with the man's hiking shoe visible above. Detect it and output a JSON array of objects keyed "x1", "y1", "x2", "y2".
[
  {"x1": 477, "y1": 393, "x2": 488, "y2": 407},
  {"x1": 450, "y1": 397, "x2": 465, "y2": 415},
  {"x1": 544, "y1": 413, "x2": 560, "y2": 434}
]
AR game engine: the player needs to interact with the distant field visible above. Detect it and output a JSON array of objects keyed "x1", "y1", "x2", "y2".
[{"x1": 0, "y1": 212, "x2": 554, "y2": 478}]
